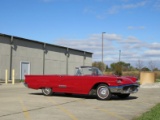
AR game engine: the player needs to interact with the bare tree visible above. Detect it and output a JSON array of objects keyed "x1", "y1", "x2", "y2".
[
  {"x1": 136, "y1": 59, "x2": 144, "y2": 71},
  {"x1": 135, "y1": 59, "x2": 144, "y2": 79},
  {"x1": 148, "y1": 60, "x2": 156, "y2": 71}
]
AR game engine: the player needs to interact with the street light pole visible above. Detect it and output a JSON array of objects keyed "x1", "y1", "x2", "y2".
[
  {"x1": 102, "y1": 32, "x2": 105, "y2": 63},
  {"x1": 119, "y1": 50, "x2": 121, "y2": 62}
]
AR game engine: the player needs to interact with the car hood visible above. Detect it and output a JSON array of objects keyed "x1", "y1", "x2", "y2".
[{"x1": 102, "y1": 75, "x2": 137, "y2": 85}]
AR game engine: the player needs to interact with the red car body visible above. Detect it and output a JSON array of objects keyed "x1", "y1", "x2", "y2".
[{"x1": 24, "y1": 66, "x2": 139, "y2": 100}]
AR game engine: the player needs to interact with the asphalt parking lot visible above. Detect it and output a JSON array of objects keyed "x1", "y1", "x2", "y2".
[{"x1": 0, "y1": 83, "x2": 160, "y2": 120}]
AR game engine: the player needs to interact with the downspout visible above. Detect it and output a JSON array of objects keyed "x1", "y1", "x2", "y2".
[
  {"x1": 43, "y1": 43, "x2": 46, "y2": 75},
  {"x1": 66, "y1": 48, "x2": 69, "y2": 75},
  {"x1": 83, "y1": 52, "x2": 86, "y2": 66},
  {"x1": 9, "y1": 36, "x2": 13, "y2": 80}
]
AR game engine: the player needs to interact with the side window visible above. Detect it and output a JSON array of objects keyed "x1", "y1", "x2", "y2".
[
  {"x1": 97, "y1": 69, "x2": 103, "y2": 75},
  {"x1": 92, "y1": 68, "x2": 98, "y2": 75},
  {"x1": 75, "y1": 68, "x2": 82, "y2": 75},
  {"x1": 77, "y1": 69, "x2": 82, "y2": 75},
  {"x1": 92, "y1": 68, "x2": 102, "y2": 75}
]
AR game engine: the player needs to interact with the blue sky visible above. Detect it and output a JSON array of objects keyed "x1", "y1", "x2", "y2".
[{"x1": 1, "y1": 0, "x2": 160, "y2": 68}]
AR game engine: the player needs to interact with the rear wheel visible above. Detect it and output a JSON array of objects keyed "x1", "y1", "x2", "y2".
[
  {"x1": 42, "y1": 88, "x2": 53, "y2": 96},
  {"x1": 117, "y1": 94, "x2": 130, "y2": 99},
  {"x1": 96, "y1": 84, "x2": 111, "y2": 100}
]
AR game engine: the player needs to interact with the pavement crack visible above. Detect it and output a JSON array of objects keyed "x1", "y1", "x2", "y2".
[{"x1": 0, "y1": 99, "x2": 83, "y2": 118}]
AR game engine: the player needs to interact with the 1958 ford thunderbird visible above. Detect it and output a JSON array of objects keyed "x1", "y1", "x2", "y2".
[{"x1": 24, "y1": 66, "x2": 139, "y2": 100}]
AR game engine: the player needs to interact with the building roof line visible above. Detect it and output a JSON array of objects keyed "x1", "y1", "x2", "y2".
[{"x1": 0, "y1": 33, "x2": 92, "y2": 54}]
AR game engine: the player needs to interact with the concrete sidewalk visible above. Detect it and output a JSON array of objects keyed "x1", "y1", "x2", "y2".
[{"x1": 140, "y1": 82, "x2": 160, "y2": 88}]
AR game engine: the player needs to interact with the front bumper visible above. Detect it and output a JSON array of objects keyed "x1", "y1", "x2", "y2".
[{"x1": 109, "y1": 84, "x2": 139, "y2": 94}]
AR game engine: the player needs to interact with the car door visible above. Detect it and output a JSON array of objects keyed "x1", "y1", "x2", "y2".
[{"x1": 57, "y1": 75, "x2": 87, "y2": 94}]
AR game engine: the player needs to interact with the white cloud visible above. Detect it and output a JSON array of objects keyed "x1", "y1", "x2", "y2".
[
  {"x1": 119, "y1": 36, "x2": 145, "y2": 50},
  {"x1": 124, "y1": 36, "x2": 141, "y2": 44},
  {"x1": 104, "y1": 33, "x2": 122, "y2": 41},
  {"x1": 107, "y1": 1, "x2": 147, "y2": 14},
  {"x1": 89, "y1": 33, "x2": 122, "y2": 41},
  {"x1": 57, "y1": 39, "x2": 100, "y2": 52},
  {"x1": 149, "y1": 42, "x2": 160, "y2": 50},
  {"x1": 122, "y1": 1, "x2": 147, "y2": 9},
  {"x1": 144, "y1": 50, "x2": 160, "y2": 57},
  {"x1": 55, "y1": 33, "x2": 122, "y2": 53},
  {"x1": 55, "y1": 33, "x2": 160, "y2": 67},
  {"x1": 85, "y1": 0, "x2": 160, "y2": 20}
]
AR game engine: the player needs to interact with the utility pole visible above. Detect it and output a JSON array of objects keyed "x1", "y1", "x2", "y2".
[
  {"x1": 102, "y1": 32, "x2": 105, "y2": 63},
  {"x1": 119, "y1": 50, "x2": 121, "y2": 62}
]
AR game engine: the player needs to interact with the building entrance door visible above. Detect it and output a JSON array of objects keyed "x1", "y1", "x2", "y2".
[{"x1": 21, "y1": 62, "x2": 30, "y2": 80}]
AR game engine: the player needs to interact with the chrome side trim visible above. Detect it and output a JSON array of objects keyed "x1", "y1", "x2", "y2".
[
  {"x1": 59, "y1": 85, "x2": 67, "y2": 88},
  {"x1": 109, "y1": 84, "x2": 139, "y2": 94}
]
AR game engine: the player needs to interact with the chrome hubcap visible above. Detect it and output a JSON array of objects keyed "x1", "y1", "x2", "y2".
[
  {"x1": 101, "y1": 88, "x2": 107, "y2": 95},
  {"x1": 43, "y1": 88, "x2": 51, "y2": 95},
  {"x1": 98, "y1": 87, "x2": 109, "y2": 99}
]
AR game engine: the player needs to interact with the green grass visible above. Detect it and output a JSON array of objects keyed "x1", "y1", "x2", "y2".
[
  {"x1": 133, "y1": 103, "x2": 160, "y2": 120},
  {"x1": 156, "y1": 79, "x2": 160, "y2": 82}
]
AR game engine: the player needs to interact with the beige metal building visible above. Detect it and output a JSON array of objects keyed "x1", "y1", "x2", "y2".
[{"x1": 0, "y1": 33, "x2": 92, "y2": 80}]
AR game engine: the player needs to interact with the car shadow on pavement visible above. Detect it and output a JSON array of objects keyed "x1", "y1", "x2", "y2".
[
  {"x1": 30, "y1": 92, "x2": 97, "y2": 99},
  {"x1": 29, "y1": 92, "x2": 138, "y2": 101},
  {"x1": 110, "y1": 95, "x2": 138, "y2": 101}
]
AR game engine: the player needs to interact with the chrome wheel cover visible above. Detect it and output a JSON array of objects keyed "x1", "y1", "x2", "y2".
[
  {"x1": 97, "y1": 86, "x2": 109, "y2": 99},
  {"x1": 43, "y1": 88, "x2": 52, "y2": 95}
]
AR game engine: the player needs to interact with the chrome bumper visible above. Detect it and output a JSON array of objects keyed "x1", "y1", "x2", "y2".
[{"x1": 109, "y1": 84, "x2": 139, "y2": 94}]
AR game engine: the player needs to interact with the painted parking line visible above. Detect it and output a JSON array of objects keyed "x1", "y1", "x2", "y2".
[
  {"x1": 19, "y1": 98, "x2": 31, "y2": 120},
  {"x1": 78, "y1": 100, "x2": 127, "y2": 120},
  {"x1": 47, "y1": 97, "x2": 78, "y2": 120}
]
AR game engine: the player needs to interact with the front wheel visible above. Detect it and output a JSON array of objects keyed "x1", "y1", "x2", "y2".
[
  {"x1": 96, "y1": 84, "x2": 111, "y2": 100},
  {"x1": 42, "y1": 88, "x2": 53, "y2": 96}
]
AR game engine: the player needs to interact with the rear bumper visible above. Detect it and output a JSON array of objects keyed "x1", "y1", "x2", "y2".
[{"x1": 109, "y1": 84, "x2": 139, "y2": 94}]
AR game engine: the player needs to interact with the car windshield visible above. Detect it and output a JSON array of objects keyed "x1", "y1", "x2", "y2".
[{"x1": 75, "y1": 67, "x2": 103, "y2": 76}]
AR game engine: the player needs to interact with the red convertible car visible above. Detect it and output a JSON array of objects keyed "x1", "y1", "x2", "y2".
[{"x1": 24, "y1": 66, "x2": 139, "y2": 100}]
